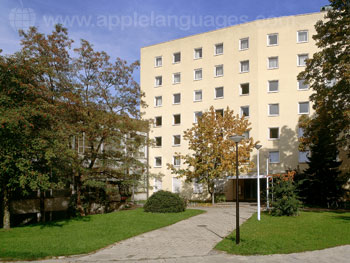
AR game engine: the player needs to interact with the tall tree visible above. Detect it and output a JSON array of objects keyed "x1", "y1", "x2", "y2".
[{"x1": 167, "y1": 106, "x2": 256, "y2": 204}]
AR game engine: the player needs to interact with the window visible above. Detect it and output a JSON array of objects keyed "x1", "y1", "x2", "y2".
[
  {"x1": 173, "y1": 73, "x2": 181, "y2": 84},
  {"x1": 269, "y1": 127, "x2": 279, "y2": 139},
  {"x1": 155, "y1": 136, "x2": 162, "y2": 147},
  {"x1": 154, "y1": 179, "x2": 162, "y2": 192},
  {"x1": 299, "y1": 151, "x2": 310, "y2": 163},
  {"x1": 194, "y1": 48, "x2": 202, "y2": 59},
  {"x1": 215, "y1": 87, "x2": 224, "y2": 99},
  {"x1": 173, "y1": 135, "x2": 181, "y2": 146},
  {"x1": 240, "y1": 106, "x2": 250, "y2": 117},
  {"x1": 173, "y1": 156, "x2": 181, "y2": 166},
  {"x1": 298, "y1": 127, "x2": 305, "y2": 138},
  {"x1": 194, "y1": 111, "x2": 203, "y2": 123},
  {"x1": 268, "y1": 80, "x2": 279, "y2": 92},
  {"x1": 243, "y1": 131, "x2": 250, "y2": 139},
  {"x1": 194, "y1": 68, "x2": 202, "y2": 80},
  {"x1": 193, "y1": 179, "x2": 203, "y2": 194},
  {"x1": 155, "y1": 116, "x2": 162, "y2": 127},
  {"x1": 194, "y1": 90, "x2": 202, "y2": 101},
  {"x1": 155, "y1": 76, "x2": 162, "y2": 87},
  {"x1": 239, "y1": 38, "x2": 249, "y2": 50},
  {"x1": 240, "y1": 83, "x2": 249, "y2": 95},
  {"x1": 268, "y1": 56, "x2": 279, "y2": 69},
  {"x1": 298, "y1": 79, "x2": 309, "y2": 90},
  {"x1": 298, "y1": 54, "x2": 309, "y2": 66},
  {"x1": 215, "y1": 109, "x2": 224, "y2": 117},
  {"x1": 298, "y1": 102, "x2": 309, "y2": 114},
  {"x1": 215, "y1": 43, "x2": 223, "y2": 55},
  {"x1": 215, "y1": 65, "x2": 224, "y2": 77},
  {"x1": 240, "y1": 60, "x2": 249, "y2": 73},
  {"x1": 155, "y1": 96, "x2": 162, "y2": 107},
  {"x1": 297, "y1": 30, "x2": 308, "y2": 43},
  {"x1": 154, "y1": 156, "x2": 162, "y2": 167},
  {"x1": 268, "y1": 103, "x2": 279, "y2": 116},
  {"x1": 173, "y1": 114, "x2": 181, "y2": 125},
  {"x1": 269, "y1": 151, "x2": 280, "y2": 163},
  {"x1": 155, "y1": 56, "x2": 162, "y2": 67},
  {"x1": 173, "y1": 93, "x2": 181, "y2": 104},
  {"x1": 267, "y1": 33, "x2": 278, "y2": 46},
  {"x1": 173, "y1": 52, "x2": 181, "y2": 63},
  {"x1": 172, "y1": 177, "x2": 181, "y2": 193}
]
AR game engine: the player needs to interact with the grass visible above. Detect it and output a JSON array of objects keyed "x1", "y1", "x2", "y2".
[
  {"x1": 215, "y1": 211, "x2": 350, "y2": 255},
  {"x1": 0, "y1": 208, "x2": 204, "y2": 260}
]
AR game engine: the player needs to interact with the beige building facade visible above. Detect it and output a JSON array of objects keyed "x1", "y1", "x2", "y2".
[{"x1": 140, "y1": 12, "x2": 325, "y2": 198}]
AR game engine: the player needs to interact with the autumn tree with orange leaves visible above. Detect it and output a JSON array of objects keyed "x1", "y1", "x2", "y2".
[{"x1": 168, "y1": 106, "x2": 256, "y2": 204}]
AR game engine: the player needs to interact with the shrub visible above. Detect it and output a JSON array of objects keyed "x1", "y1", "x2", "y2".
[
  {"x1": 270, "y1": 171, "x2": 301, "y2": 216},
  {"x1": 144, "y1": 190, "x2": 186, "y2": 213}
]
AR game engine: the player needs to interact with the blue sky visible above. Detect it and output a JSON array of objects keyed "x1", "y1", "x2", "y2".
[{"x1": 0, "y1": 0, "x2": 329, "y2": 82}]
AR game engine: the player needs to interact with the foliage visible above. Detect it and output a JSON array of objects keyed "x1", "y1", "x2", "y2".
[
  {"x1": 167, "y1": 106, "x2": 256, "y2": 203},
  {"x1": 0, "y1": 208, "x2": 204, "y2": 260},
  {"x1": 298, "y1": 0, "x2": 350, "y2": 152},
  {"x1": 215, "y1": 211, "x2": 350, "y2": 255},
  {"x1": 270, "y1": 171, "x2": 301, "y2": 216},
  {"x1": 144, "y1": 190, "x2": 186, "y2": 213}
]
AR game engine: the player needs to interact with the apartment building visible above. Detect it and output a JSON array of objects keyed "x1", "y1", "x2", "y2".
[{"x1": 140, "y1": 12, "x2": 324, "y2": 200}]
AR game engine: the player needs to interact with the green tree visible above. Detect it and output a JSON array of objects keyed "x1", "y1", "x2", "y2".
[{"x1": 167, "y1": 106, "x2": 256, "y2": 204}]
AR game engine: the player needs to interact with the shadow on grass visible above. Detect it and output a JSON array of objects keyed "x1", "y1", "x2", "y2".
[
  {"x1": 24, "y1": 215, "x2": 92, "y2": 229},
  {"x1": 332, "y1": 215, "x2": 350, "y2": 221}
]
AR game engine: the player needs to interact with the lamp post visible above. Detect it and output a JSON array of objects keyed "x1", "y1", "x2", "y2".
[
  {"x1": 229, "y1": 135, "x2": 244, "y2": 245},
  {"x1": 255, "y1": 144, "x2": 262, "y2": 221}
]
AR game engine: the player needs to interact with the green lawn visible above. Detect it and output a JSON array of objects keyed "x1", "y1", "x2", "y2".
[
  {"x1": 0, "y1": 208, "x2": 204, "y2": 260},
  {"x1": 216, "y1": 211, "x2": 350, "y2": 255}
]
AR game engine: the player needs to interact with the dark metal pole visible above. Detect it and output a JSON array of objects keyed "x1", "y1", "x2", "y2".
[{"x1": 235, "y1": 141, "x2": 240, "y2": 244}]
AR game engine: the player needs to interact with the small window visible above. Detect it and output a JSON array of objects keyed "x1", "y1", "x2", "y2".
[
  {"x1": 173, "y1": 93, "x2": 181, "y2": 104},
  {"x1": 298, "y1": 79, "x2": 309, "y2": 90},
  {"x1": 172, "y1": 177, "x2": 181, "y2": 193},
  {"x1": 194, "y1": 48, "x2": 202, "y2": 59},
  {"x1": 155, "y1": 116, "x2": 162, "y2": 127},
  {"x1": 269, "y1": 151, "x2": 280, "y2": 163},
  {"x1": 298, "y1": 127, "x2": 305, "y2": 138},
  {"x1": 173, "y1": 135, "x2": 181, "y2": 146},
  {"x1": 155, "y1": 56, "x2": 162, "y2": 67},
  {"x1": 215, "y1": 109, "x2": 224, "y2": 117},
  {"x1": 268, "y1": 80, "x2": 279, "y2": 92},
  {"x1": 154, "y1": 156, "x2": 162, "y2": 167},
  {"x1": 194, "y1": 90, "x2": 202, "y2": 101},
  {"x1": 173, "y1": 73, "x2": 181, "y2": 84},
  {"x1": 215, "y1": 43, "x2": 223, "y2": 55},
  {"x1": 243, "y1": 131, "x2": 250, "y2": 139},
  {"x1": 299, "y1": 151, "x2": 310, "y2": 163},
  {"x1": 240, "y1": 60, "x2": 249, "y2": 73},
  {"x1": 154, "y1": 178, "x2": 162, "y2": 192},
  {"x1": 215, "y1": 65, "x2": 224, "y2": 77},
  {"x1": 194, "y1": 68, "x2": 202, "y2": 80},
  {"x1": 298, "y1": 54, "x2": 309, "y2": 66},
  {"x1": 155, "y1": 96, "x2": 162, "y2": 107},
  {"x1": 193, "y1": 180, "x2": 203, "y2": 194},
  {"x1": 298, "y1": 102, "x2": 309, "y2": 114},
  {"x1": 194, "y1": 111, "x2": 203, "y2": 123},
  {"x1": 240, "y1": 83, "x2": 249, "y2": 95},
  {"x1": 215, "y1": 87, "x2": 224, "y2": 99},
  {"x1": 155, "y1": 136, "x2": 162, "y2": 147},
  {"x1": 268, "y1": 57, "x2": 279, "y2": 69},
  {"x1": 240, "y1": 38, "x2": 249, "y2": 50},
  {"x1": 173, "y1": 114, "x2": 181, "y2": 125},
  {"x1": 240, "y1": 106, "x2": 250, "y2": 117},
  {"x1": 297, "y1": 30, "x2": 308, "y2": 43},
  {"x1": 173, "y1": 156, "x2": 181, "y2": 166},
  {"x1": 155, "y1": 76, "x2": 162, "y2": 87},
  {"x1": 269, "y1": 127, "x2": 279, "y2": 139},
  {"x1": 173, "y1": 52, "x2": 181, "y2": 63},
  {"x1": 268, "y1": 104, "x2": 279, "y2": 116},
  {"x1": 267, "y1": 33, "x2": 278, "y2": 46}
]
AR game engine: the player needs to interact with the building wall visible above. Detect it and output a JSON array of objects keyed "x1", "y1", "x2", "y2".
[{"x1": 140, "y1": 12, "x2": 325, "y2": 194}]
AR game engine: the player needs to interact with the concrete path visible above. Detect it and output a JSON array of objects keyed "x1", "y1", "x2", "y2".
[{"x1": 21, "y1": 204, "x2": 350, "y2": 263}]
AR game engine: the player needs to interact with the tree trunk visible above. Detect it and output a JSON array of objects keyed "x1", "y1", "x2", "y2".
[
  {"x1": 3, "y1": 187, "x2": 10, "y2": 229},
  {"x1": 76, "y1": 173, "x2": 85, "y2": 216},
  {"x1": 211, "y1": 189, "x2": 215, "y2": 205}
]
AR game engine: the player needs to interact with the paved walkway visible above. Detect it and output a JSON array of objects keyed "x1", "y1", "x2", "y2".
[{"x1": 23, "y1": 204, "x2": 350, "y2": 263}]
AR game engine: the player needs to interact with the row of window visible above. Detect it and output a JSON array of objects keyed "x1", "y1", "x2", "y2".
[
  {"x1": 154, "y1": 55, "x2": 309, "y2": 86},
  {"x1": 154, "y1": 31, "x2": 309, "y2": 66},
  {"x1": 154, "y1": 150, "x2": 310, "y2": 168}
]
